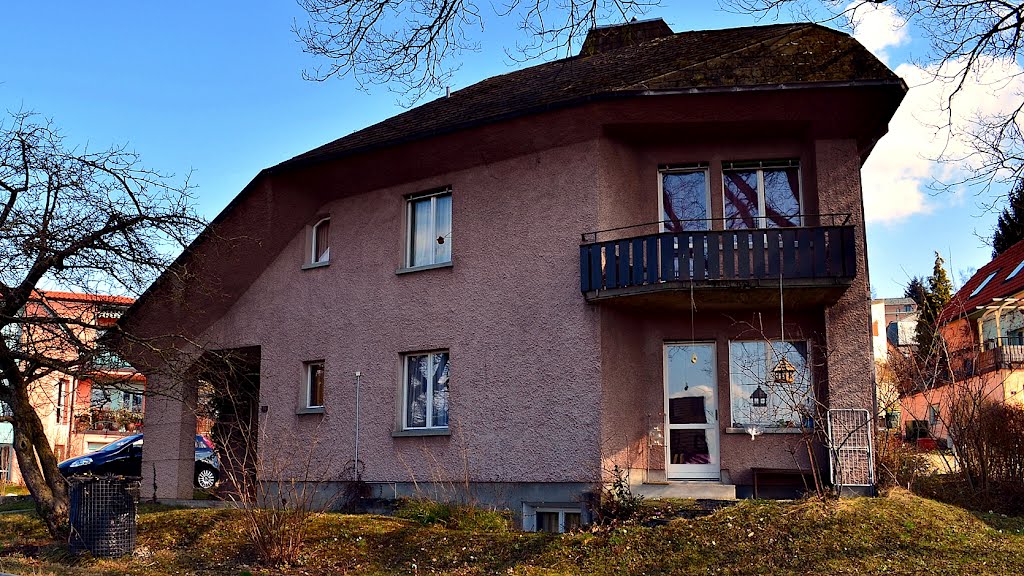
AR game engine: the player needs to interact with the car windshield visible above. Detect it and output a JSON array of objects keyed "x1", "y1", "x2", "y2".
[{"x1": 97, "y1": 434, "x2": 142, "y2": 452}]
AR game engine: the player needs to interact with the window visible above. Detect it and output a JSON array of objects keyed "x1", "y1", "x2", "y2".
[
  {"x1": 729, "y1": 340, "x2": 812, "y2": 428},
  {"x1": 56, "y1": 379, "x2": 67, "y2": 423},
  {"x1": 969, "y1": 271, "x2": 998, "y2": 297},
  {"x1": 305, "y1": 362, "x2": 325, "y2": 409},
  {"x1": 660, "y1": 167, "x2": 710, "y2": 231},
  {"x1": 403, "y1": 351, "x2": 450, "y2": 429},
  {"x1": 723, "y1": 160, "x2": 801, "y2": 229},
  {"x1": 407, "y1": 189, "x2": 452, "y2": 268},
  {"x1": 904, "y1": 305, "x2": 913, "y2": 312},
  {"x1": 311, "y1": 218, "x2": 330, "y2": 264},
  {"x1": 928, "y1": 404, "x2": 941, "y2": 427},
  {"x1": 524, "y1": 505, "x2": 583, "y2": 533},
  {"x1": 90, "y1": 385, "x2": 143, "y2": 413},
  {"x1": 1008, "y1": 260, "x2": 1024, "y2": 281}
]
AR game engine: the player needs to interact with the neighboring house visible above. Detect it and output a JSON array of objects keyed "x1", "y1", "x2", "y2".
[
  {"x1": 117, "y1": 19, "x2": 906, "y2": 526},
  {"x1": 2, "y1": 291, "x2": 141, "y2": 484},
  {"x1": 871, "y1": 298, "x2": 918, "y2": 429},
  {"x1": 900, "y1": 240, "x2": 1024, "y2": 445}
]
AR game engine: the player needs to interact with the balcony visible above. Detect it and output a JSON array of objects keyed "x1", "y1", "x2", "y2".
[
  {"x1": 948, "y1": 338, "x2": 1024, "y2": 379},
  {"x1": 579, "y1": 216, "x2": 856, "y2": 309},
  {"x1": 75, "y1": 407, "x2": 144, "y2": 435}
]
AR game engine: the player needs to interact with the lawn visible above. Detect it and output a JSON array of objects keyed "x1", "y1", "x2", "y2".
[{"x1": 0, "y1": 489, "x2": 1021, "y2": 575}]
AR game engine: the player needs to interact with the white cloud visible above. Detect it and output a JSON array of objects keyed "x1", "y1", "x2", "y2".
[
  {"x1": 862, "y1": 57, "x2": 1024, "y2": 223},
  {"x1": 844, "y1": 1, "x2": 909, "y2": 64}
]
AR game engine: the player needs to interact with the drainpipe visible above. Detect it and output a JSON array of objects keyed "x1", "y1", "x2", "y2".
[{"x1": 354, "y1": 371, "x2": 361, "y2": 481}]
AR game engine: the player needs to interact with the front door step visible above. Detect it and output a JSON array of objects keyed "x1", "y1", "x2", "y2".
[{"x1": 635, "y1": 481, "x2": 737, "y2": 500}]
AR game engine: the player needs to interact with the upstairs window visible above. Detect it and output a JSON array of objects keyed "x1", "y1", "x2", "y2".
[
  {"x1": 660, "y1": 166, "x2": 710, "y2": 232},
  {"x1": 311, "y1": 218, "x2": 330, "y2": 264},
  {"x1": 407, "y1": 189, "x2": 452, "y2": 268},
  {"x1": 723, "y1": 160, "x2": 801, "y2": 229}
]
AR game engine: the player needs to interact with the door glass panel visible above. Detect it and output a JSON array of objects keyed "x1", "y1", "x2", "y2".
[
  {"x1": 670, "y1": 429, "x2": 711, "y2": 465},
  {"x1": 763, "y1": 168, "x2": 800, "y2": 227},
  {"x1": 723, "y1": 171, "x2": 759, "y2": 229},
  {"x1": 662, "y1": 171, "x2": 709, "y2": 232}
]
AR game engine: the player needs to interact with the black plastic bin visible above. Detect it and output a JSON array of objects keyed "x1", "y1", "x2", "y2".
[{"x1": 68, "y1": 476, "x2": 139, "y2": 557}]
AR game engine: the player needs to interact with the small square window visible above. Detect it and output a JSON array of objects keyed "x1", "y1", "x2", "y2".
[
  {"x1": 306, "y1": 362, "x2": 325, "y2": 409},
  {"x1": 403, "y1": 351, "x2": 449, "y2": 429},
  {"x1": 407, "y1": 189, "x2": 452, "y2": 268},
  {"x1": 311, "y1": 218, "x2": 330, "y2": 264}
]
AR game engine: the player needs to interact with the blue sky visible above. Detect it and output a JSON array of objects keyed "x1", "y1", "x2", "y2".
[{"x1": 0, "y1": 2, "x2": 1008, "y2": 297}]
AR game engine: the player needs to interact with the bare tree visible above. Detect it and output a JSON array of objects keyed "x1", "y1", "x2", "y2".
[
  {"x1": 293, "y1": 0, "x2": 657, "y2": 103},
  {"x1": 0, "y1": 110, "x2": 204, "y2": 539},
  {"x1": 728, "y1": 0, "x2": 1024, "y2": 193}
]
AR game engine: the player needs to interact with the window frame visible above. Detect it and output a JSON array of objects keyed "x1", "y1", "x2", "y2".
[
  {"x1": 657, "y1": 164, "x2": 711, "y2": 232},
  {"x1": 405, "y1": 188, "x2": 452, "y2": 269},
  {"x1": 721, "y1": 159, "x2": 803, "y2": 229},
  {"x1": 56, "y1": 378, "x2": 67, "y2": 423},
  {"x1": 401, "y1": 350, "x2": 450, "y2": 431},
  {"x1": 311, "y1": 217, "x2": 331, "y2": 264},
  {"x1": 305, "y1": 361, "x2": 325, "y2": 410}
]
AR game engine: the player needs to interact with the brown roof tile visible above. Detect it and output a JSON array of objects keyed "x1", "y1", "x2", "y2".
[{"x1": 276, "y1": 22, "x2": 902, "y2": 171}]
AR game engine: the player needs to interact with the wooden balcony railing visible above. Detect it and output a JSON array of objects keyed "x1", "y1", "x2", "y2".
[{"x1": 579, "y1": 217, "x2": 856, "y2": 294}]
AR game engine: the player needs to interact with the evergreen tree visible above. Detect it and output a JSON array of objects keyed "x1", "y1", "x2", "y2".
[
  {"x1": 993, "y1": 179, "x2": 1024, "y2": 256},
  {"x1": 915, "y1": 252, "x2": 954, "y2": 361},
  {"x1": 904, "y1": 276, "x2": 927, "y2": 307}
]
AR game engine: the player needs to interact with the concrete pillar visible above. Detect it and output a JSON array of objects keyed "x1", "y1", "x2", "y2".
[
  {"x1": 141, "y1": 373, "x2": 197, "y2": 501},
  {"x1": 815, "y1": 138, "x2": 875, "y2": 412}
]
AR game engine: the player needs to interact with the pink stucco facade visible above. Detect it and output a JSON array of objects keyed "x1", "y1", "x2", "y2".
[{"x1": 128, "y1": 79, "x2": 901, "y2": 506}]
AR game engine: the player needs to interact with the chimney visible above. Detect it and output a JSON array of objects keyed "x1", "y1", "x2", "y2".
[{"x1": 579, "y1": 18, "x2": 674, "y2": 56}]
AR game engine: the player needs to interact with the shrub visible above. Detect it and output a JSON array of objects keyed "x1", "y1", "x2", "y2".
[
  {"x1": 394, "y1": 499, "x2": 511, "y2": 532},
  {"x1": 591, "y1": 465, "x2": 644, "y2": 527},
  {"x1": 874, "y1": 433, "x2": 932, "y2": 490}
]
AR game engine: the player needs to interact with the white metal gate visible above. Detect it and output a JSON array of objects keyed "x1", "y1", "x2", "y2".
[{"x1": 827, "y1": 408, "x2": 874, "y2": 487}]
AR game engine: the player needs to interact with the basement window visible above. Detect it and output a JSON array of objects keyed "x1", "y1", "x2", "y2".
[{"x1": 523, "y1": 505, "x2": 583, "y2": 533}]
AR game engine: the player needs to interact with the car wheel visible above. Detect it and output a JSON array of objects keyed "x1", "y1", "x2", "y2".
[{"x1": 195, "y1": 466, "x2": 217, "y2": 490}]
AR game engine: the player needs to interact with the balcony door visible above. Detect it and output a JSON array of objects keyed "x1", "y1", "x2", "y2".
[{"x1": 664, "y1": 342, "x2": 720, "y2": 480}]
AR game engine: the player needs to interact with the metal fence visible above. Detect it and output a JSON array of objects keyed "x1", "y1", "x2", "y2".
[{"x1": 827, "y1": 409, "x2": 874, "y2": 488}]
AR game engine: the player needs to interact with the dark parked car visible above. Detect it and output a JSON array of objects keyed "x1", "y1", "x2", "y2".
[{"x1": 58, "y1": 434, "x2": 221, "y2": 489}]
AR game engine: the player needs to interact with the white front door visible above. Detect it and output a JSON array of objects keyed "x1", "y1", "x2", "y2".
[{"x1": 664, "y1": 342, "x2": 721, "y2": 480}]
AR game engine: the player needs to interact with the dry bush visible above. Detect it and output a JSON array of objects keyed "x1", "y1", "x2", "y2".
[
  {"x1": 948, "y1": 401, "x2": 1024, "y2": 489},
  {"x1": 874, "y1": 433, "x2": 932, "y2": 490}
]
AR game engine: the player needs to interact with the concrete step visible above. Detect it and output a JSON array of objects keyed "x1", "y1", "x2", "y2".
[{"x1": 634, "y1": 481, "x2": 737, "y2": 500}]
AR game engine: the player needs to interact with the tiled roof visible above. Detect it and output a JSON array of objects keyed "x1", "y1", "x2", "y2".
[
  {"x1": 276, "y1": 21, "x2": 902, "y2": 170},
  {"x1": 35, "y1": 291, "x2": 135, "y2": 306},
  {"x1": 940, "y1": 239, "x2": 1024, "y2": 322}
]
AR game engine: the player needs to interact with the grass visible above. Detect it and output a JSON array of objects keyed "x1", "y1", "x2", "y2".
[{"x1": 0, "y1": 489, "x2": 1020, "y2": 575}]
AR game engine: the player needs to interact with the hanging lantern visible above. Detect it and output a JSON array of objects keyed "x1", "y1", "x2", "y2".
[
  {"x1": 771, "y1": 357, "x2": 797, "y2": 384},
  {"x1": 750, "y1": 385, "x2": 769, "y2": 407}
]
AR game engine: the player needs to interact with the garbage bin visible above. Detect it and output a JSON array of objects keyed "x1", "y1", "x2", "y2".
[{"x1": 68, "y1": 476, "x2": 139, "y2": 557}]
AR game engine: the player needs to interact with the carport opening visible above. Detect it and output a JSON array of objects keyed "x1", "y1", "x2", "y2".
[{"x1": 194, "y1": 346, "x2": 260, "y2": 499}]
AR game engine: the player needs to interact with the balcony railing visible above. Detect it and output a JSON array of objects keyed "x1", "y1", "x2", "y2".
[{"x1": 579, "y1": 216, "x2": 856, "y2": 295}]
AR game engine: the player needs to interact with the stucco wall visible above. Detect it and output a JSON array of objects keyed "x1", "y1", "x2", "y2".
[{"x1": 198, "y1": 139, "x2": 605, "y2": 487}]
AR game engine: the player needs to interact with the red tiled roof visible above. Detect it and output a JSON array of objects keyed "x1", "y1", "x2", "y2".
[
  {"x1": 940, "y1": 239, "x2": 1024, "y2": 323},
  {"x1": 34, "y1": 290, "x2": 135, "y2": 306},
  {"x1": 277, "y1": 21, "x2": 902, "y2": 170}
]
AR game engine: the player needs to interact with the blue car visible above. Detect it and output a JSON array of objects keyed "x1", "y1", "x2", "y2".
[{"x1": 58, "y1": 434, "x2": 221, "y2": 489}]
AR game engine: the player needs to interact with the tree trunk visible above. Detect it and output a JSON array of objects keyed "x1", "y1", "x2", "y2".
[{"x1": 11, "y1": 387, "x2": 69, "y2": 541}]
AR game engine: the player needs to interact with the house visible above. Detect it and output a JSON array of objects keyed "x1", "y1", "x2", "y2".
[
  {"x1": 0, "y1": 291, "x2": 141, "y2": 485},
  {"x1": 116, "y1": 19, "x2": 906, "y2": 526},
  {"x1": 900, "y1": 240, "x2": 1024, "y2": 445}
]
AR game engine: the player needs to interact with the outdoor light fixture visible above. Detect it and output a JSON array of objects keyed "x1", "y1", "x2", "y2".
[
  {"x1": 750, "y1": 385, "x2": 768, "y2": 407},
  {"x1": 771, "y1": 357, "x2": 797, "y2": 384}
]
